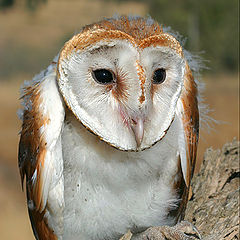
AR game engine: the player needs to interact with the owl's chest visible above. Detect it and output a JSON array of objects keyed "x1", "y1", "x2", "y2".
[{"x1": 60, "y1": 117, "x2": 181, "y2": 240}]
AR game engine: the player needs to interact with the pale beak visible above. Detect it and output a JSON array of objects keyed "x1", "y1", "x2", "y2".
[{"x1": 131, "y1": 117, "x2": 144, "y2": 148}]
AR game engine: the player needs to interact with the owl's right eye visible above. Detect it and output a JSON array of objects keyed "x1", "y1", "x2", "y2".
[{"x1": 92, "y1": 69, "x2": 115, "y2": 84}]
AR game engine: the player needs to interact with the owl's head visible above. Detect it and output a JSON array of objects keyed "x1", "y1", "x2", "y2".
[{"x1": 57, "y1": 16, "x2": 186, "y2": 151}]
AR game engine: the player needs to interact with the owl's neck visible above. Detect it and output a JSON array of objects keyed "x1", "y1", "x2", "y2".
[{"x1": 62, "y1": 112, "x2": 180, "y2": 179}]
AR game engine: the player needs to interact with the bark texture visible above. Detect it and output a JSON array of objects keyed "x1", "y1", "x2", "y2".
[{"x1": 185, "y1": 139, "x2": 239, "y2": 240}]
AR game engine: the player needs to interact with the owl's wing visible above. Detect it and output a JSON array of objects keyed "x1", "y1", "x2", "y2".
[
  {"x1": 180, "y1": 63, "x2": 199, "y2": 186},
  {"x1": 174, "y1": 63, "x2": 199, "y2": 220},
  {"x1": 18, "y1": 61, "x2": 65, "y2": 240}
]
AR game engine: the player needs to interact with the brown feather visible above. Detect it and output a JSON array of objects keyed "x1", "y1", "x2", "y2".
[
  {"x1": 83, "y1": 15, "x2": 163, "y2": 42},
  {"x1": 181, "y1": 63, "x2": 199, "y2": 184},
  {"x1": 135, "y1": 59, "x2": 146, "y2": 104},
  {"x1": 18, "y1": 81, "x2": 56, "y2": 239},
  {"x1": 170, "y1": 156, "x2": 189, "y2": 222},
  {"x1": 58, "y1": 16, "x2": 183, "y2": 64},
  {"x1": 171, "y1": 63, "x2": 199, "y2": 220}
]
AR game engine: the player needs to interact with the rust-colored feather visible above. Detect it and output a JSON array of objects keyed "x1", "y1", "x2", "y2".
[
  {"x1": 181, "y1": 63, "x2": 199, "y2": 184},
  {"x1": 170, "y1": 156, "x2": 189, "y2": 222},
  {"x1": 82, "y1": 15, "x2": 163, "y2": 42},
  {"x1": 58, "y1": 16, "x2": 183, "y2": 63},
  {"x1": 27, "y1": 187, "x2": 57, "y2": 240},
  {"x1": 171, "y1": 63, "x2": 199, "y2": 222},
  {"x1": 18, "y1": 81, "x2": 57, "y2": 239}
]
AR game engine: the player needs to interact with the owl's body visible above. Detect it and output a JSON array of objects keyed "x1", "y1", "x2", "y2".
[
  {"x1": 19, "y1": 16, "x2": 199, "y2": 240},
  {"x1": 63, "y1": 110, "x2": 182, "y2": 240}
]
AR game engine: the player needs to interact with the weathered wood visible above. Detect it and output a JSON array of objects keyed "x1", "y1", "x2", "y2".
[{"x1": 185, "y1": 139, "x2": 239, "y2": 240}]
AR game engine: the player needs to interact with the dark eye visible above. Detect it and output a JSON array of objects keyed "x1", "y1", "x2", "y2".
[
  {"x1": 92, "y1": 69, "x2": 115, "y2": 84},
  {"x1": 153, "y1": 68, "x2": 166, "y2": 84}
]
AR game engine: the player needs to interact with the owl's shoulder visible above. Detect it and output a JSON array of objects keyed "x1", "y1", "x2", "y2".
[{"x1": 18, "y1": 59, "x2": 65, "y2": 239}]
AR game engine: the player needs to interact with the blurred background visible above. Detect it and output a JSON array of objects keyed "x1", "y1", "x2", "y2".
[{"x1": 0, "y1": 0, "x2": 238, "y2": 239}]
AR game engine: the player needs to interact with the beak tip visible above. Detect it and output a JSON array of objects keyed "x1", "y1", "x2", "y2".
[{"x1": 136, "y1": 136, "x2": 143, "y2": 148}]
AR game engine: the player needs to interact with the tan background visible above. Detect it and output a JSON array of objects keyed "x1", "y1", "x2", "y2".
[{"x1": 0, "y1": 0, "x2": 238, "y2": 239}]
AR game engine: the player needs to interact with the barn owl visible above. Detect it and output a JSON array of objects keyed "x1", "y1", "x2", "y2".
[{"x1": 18, "y1": 16, "x2": 201, "y2": 240}]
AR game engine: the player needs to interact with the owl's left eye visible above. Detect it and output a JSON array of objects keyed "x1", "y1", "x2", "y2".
[
  {"x1": 152, "y1": 68, "x2": 166, "y2": 84},
  {"x1": 92, "y1": 69, "x2": 115, "y2": 84}
]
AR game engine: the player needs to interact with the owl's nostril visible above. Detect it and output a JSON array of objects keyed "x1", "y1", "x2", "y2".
[{"x1": 131, "y1": 118, "x2": 137, "y2": 125}]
